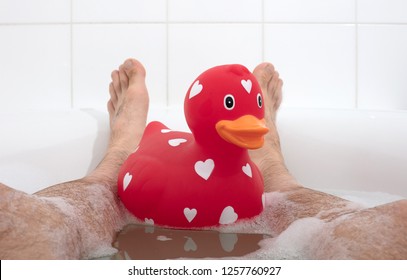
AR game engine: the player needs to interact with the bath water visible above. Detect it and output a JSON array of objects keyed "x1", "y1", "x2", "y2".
[{"x1": 95, "y1": 190, "x2": 404, "y2": 260}]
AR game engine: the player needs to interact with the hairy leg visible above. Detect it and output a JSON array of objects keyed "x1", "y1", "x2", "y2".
[
  {"x1": 250, "y1": 63, "x2": 359, "y2": 231},
  {"x1": 250, "y1": 63, "x2": 294, "y2": 193},
  {"x1": 0, "y1": 59, "x2": 148, "y2": 259},
  {"x1": 313, "y1": 199, "x2": 407, "y2": 259},
  {"x1": 251, "y1": 63, "x2": 407, "y2": 259}
]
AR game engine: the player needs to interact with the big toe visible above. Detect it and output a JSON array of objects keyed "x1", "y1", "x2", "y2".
[
  {"x1": 253, "y1": 62, "x2": 275, "y2": 91},
  {"x1": 123, "y1": 58, "x2": 146, "y2": 85}
]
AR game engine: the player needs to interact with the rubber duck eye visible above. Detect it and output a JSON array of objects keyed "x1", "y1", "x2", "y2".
[
  {"x1": 257, "y1": 93, "x2": 263, "y2": 108},
  {"x1": 224, "y1": 94, "x2": 235, "y2": 110}
]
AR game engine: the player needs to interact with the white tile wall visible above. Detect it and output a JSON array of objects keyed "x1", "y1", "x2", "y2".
[
  {"x1": 358, "y1": 25, "x2": 407, "y2": 110},
  {"x1": 1, "y1": 0, "x2": 407, "y2": 112},
  {"x1": 357, "y1": 0, "x2": 407, "y2": 23},
  {"x1": 0, "y1": 25, "x2": 71, "y2": 112},
  {"x1": 0, "y1": 0, "x2": 70, "y2": 23},
  {"x1": 72, "y1": 24, "x2": 167, "y2": 109},
  {"x1": 264, "y1": 24, "x2": 356, "y2": 109},
  {"x1": 72, "y1": 0, "x2": 167, "y2": 22},
  {"x1": 168, "y1": 0, "x2": 262, "y2": 22},
  {"x1": 264, "y1": 0, "x2": 356, "y2": 22}
]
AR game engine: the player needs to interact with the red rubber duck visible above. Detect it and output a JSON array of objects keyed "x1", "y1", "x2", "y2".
[{"x1": 118, "y1": 64, "x2": 269, "y2": 228}]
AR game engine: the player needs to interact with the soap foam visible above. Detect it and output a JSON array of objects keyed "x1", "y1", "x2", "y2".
[{"x1": 242, "y1": 217, "x2": 326, "y2": 259}]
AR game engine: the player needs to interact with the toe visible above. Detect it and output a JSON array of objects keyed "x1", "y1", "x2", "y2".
[
  {"x1": 111, "y1": 70, "x2": 121, "y2": 95},
  {"x1": 123, "y1": 58, "x2": 146, "y2": 85},
  {"x1": 253, "y1": 62, "x2": 275, "y2": 92},
  {"x1": 275, "y1": 79, "x2": 283, "y2": 108},
  {"x1": 109, "y1": 82, "x2": 118, "y2": 104},
  {"x1": 119, "y1": 64, "x2": 129, "y2": 90},
  {"x1": 270, "y1": 71, "x2": 280, "y2": 97},
  {"x1": 107, "y1": 99, "x2": 115, "y2": 115}
]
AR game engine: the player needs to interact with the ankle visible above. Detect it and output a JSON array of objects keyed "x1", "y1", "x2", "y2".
[
  {"x1": 254, "y1": 148, "x2": 298, "y2": 193},
  {"x1": 86, "y1": 147, "x2": 131, "y2": 189}
]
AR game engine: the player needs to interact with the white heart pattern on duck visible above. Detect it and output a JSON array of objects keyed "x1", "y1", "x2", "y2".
[
  {"x1": 242, "y1": 163, "x2": 252, "y2": 178},
  {"x1": 123, "y1": 172, "x2": 132, "y2": 191},
  {"x1": 194, "y1": 159, "x2": 215, "y2": 180},
  {"x1": 189, "y1": 80, "x2": 203, "y2": 99},
  {"x1": 161, "y1": 129, "x2": 172, "y2": 133},
  {"x1": 168, "y1": 138, "x2": 187, "y2": 147},
  {"x1": 241, "y1": 79, "x2": 252, "y2": 94},
  {"x1": 219, "y1": 206, "x2": 238, "y2": 225},
  {"x1": 184, "y1": 207, "x2": 197, "y2": 223}
]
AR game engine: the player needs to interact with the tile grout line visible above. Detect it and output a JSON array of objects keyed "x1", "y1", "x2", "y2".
[
  {"x1": 70, "y1": 0, "x2": 74, "y2": 109},
  {"x1": 1, "y1": 21, "x2": 407, "y2": 26},
  {"x1": 261, "y1": 0, "x2": 265, "y2": 62},
  {"x1": 166, "y1": 0, "x2": 170, "y2": 107},
  {"x1": 355, "y1": 0, "x2": 359, "y2": 109}
]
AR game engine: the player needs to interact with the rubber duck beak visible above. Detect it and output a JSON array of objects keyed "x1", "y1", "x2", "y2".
[{"x1": 215, "y1": 115, "x2": 269, "y2": 149}]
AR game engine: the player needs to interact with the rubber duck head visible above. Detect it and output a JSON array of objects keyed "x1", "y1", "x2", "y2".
[{"x1": 184, "y1": 64, "x2": 269, "y2": 152}]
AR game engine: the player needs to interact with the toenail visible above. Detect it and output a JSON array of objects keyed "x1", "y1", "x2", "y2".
[
  {"x1": 265, "y1": 64, "x2": 274, "y2": 74},
  {"x1": 125, "y1": 60, "x2": 134, "y2": 69}
]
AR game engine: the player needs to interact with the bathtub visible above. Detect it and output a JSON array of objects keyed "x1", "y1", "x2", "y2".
[{"x1": 1, "y1": 106, "x2": 406, "y2": 198}]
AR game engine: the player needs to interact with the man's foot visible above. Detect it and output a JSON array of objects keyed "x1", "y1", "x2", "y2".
[
  {"x1": 89, "y1": 59, "x2": 149, "y2": 185},
  {"x1": 250, "y1": 63, "x2": 296, "y2": 192},
  {"x1": 253, "y1": 63, "x2": 283, "y2": 123},
  {"x1": 108, "y1": 58, "x2": 149, "y2": 154}
]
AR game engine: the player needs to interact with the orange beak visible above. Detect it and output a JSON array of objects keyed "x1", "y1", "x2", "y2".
[{"x1": 215, "y1": 115, "x2": 269, "y2": 149}]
